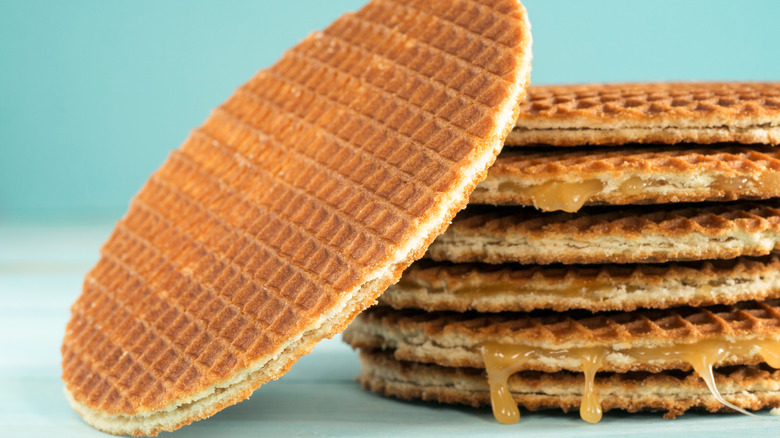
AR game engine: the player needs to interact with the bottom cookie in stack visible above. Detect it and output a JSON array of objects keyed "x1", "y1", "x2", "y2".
[
  {"x1": 344, "y1": 296, "x2": 780, "y2": 422},
  {"x1": 357, "y1": 349, "x2": 780, "y2": 421}
]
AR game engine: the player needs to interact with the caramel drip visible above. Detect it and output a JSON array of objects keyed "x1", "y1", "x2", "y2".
[
  {"x1": 480, "y1": 338, "x2": 780, "y2": 424},
  {"x1": 498, "y1": 180, "x2": 604, "y2": 213},
  {"x1": 579, "y1": 348, "x2": 607, "y2": 424},
  {"x1": 685, "y1": 346, "x2": 758, "y2": 418},
  {"x1": 480, "y1": 343, "x2": 535, "y2": 423},
  {"x1": 627, "y1": 340, "x2": 760, "y2": 418}
]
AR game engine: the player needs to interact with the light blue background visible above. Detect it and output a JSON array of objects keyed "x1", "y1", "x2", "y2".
[
  {"x1": 2, "y1": 0, "x2": 780, "y2": 220},
  {"x1": 4, "y1": 4, "x2": 780, "y2": 436}
]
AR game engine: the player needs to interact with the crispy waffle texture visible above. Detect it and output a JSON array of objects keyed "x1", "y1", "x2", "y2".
[
  {"x1": 343, "y1": 302, "x2": 780, "y2": 373},
  {"x1": 60, "y1": 0, "x2": 534, "y2": 435},
  {"x1": 506, "y1": 82, "x2": 780, "y2": 147},
  {"x1": 470, "y1": 145, "x2": 780, "y2": 209},
  {"x1": 427, "y1": 202, "x2": 780, "y2": 264},
  {"x1": 359, "y1": 350, "x2": 780, "y2": 418},
  {"x1": 378, "y1": 256, "x2": 780, "y2": 312}
]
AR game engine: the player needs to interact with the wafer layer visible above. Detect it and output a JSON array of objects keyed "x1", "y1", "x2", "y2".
[
  {"x1": 378, "y1": 256, "x2": 780, "y2": 312},
  {"x1": 60, "y1": 0, "x2": 534, "y2": 435},
  {"x1": 344, "y1": 302, "x2": 780, "y2": 373},
  {"x1": 427, "y1": 201, "x2": 780, "y2": 264},
  {"x1": 506, "y1": 82, "x2": 780, "y2": 147},
  {"x1": 359, "y1": 350, "x2": 780, "y2": 419},
  {"x1": 470, "y1": 145, "x2": 780, "y2": 211}
]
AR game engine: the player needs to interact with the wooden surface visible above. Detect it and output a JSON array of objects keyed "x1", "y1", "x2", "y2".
[{"x1": 3, "y1": 221, "x2": 780, "y2": 437}]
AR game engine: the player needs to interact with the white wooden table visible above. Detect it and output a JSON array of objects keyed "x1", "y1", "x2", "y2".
[{"x1": 2, "y1": 222, "x2": 779, "y2": 437}]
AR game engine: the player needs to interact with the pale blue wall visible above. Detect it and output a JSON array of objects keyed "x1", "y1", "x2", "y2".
[{"x1": 2, "y1": 0, "x2": 780, "y2": 220}]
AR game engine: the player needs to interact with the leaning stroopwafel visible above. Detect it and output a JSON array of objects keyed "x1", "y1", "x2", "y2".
[{"x1": 61, "y1": 0, "x2": 533, "y2": 435}]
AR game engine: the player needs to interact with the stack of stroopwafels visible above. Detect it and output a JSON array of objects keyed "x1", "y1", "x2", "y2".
[{"x1": 344, "y1": 82, "x2": 780, "y2": 422}]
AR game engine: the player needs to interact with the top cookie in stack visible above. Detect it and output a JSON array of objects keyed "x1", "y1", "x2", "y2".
[
  {"x1": 344, "y1": 82, "x2": 780, "y2": 424},
  {"x1": 506, "y1": 82, "x2": 780, "y2": 147}
]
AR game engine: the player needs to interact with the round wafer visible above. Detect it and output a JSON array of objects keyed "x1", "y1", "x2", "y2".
[
  {"x1": 379, "y1": 256, "x2": 780, "y2": 312},
  {"x1": 60, "y1": 1, "x2": 533, "y2": 435},
  {"x1": 428, "y1": 201, "x2": 780, "y2": 265},
  {"x1": 470, "y1": 145, "x2": 780, "y2": 212},
  {"x1": 358, "y1": 349, "x2": 780, "y2": 419},
  {"x1": 344, "y1": 302, "x2": 780, "y2": 373},
  {"x1": 507, "y1": 82, "x2": 780, "y2": 147}
]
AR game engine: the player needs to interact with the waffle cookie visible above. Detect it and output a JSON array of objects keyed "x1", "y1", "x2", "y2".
[
  {"x1": 470, "y1": 145, "x2": 780, "y2": 212},
  {"x1": 358, "y1": 350, "x2": 780, "y2": 419},
  {"x1": 61, "y1": 1, "x2": 533, "y2": 435},
  {"x1": 377, "y1": 256, "x2": 780, "y2": 313},
  {"x1": 344, "y1": 303, "x2": 780, "y2": 373},
  {"x1": 344, "y1": 303, "x2": 780, "y2": 421},
  {"x1": 506, "y1": 82, "x2": 780, "y2": 147},
  {"x1": 427, "y1": 201, "x2": 780, "y2": 265}
]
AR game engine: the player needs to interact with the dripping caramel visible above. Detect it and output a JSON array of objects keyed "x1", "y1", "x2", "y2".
[
  {"x1": 497, "y1": 180, "x2": 603, "y2": 213},
  {"x1": 479, "y1": 338, "x2": 780, "y2": 424}
]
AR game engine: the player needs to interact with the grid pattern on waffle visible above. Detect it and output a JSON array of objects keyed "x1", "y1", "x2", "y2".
[
  {"x1": 447, "y1": 201, "x2": 780, "y2": 236},
  {"x1": 470, "y1": 145, "x2": 780, "y2": 207},
  {"x1": 61, "y1": 0, "x2": 531, "y2": 416},
  {"x1": 426, "y1": 201, "x2": 780, "y2": 264},
  {"x1": 393, "y1": 256, "x2": 780, "y2": 288},
  {"x1": 378, "y1": 256, "x2": 780, "y2": 312},
  {"x1": 518, "y1": 82, "x2": 780, "y2": 126},
  {"x1": 485, "y1": 145, "x2": 780, "y2": 179},
  {"x1": 354, "y1": 300, "x2": 780, "y2": 346}
]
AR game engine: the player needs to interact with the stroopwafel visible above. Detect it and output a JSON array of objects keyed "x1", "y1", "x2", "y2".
[
  {"x1": 427, "y1": 202, "x2": 780, "y2": 264},
  {"x1": 61, "y1": 0, "x2": 533, "y2": 435},
  {"x1": 507, "y1": 82, "x2": 780, "y2": 147},
  {"x1": 470, "y1": 145, "x2": 780, "y2": 211},
  {"x1": 358, "y1": 349, "x2": 780, "y2": 419},
  {"x1": 378, "y1": 256, "x2": 780, "y2": 312}
]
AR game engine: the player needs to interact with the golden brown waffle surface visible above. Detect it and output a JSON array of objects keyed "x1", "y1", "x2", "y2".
[
  {"x1": 427, "y1": 201, "x2": 780, "y2": 264},
  {"x1": 471, "y1": 145, "x2": 780, "y2": 209},
  {"x1": 378, "y1": 256, "x2": 780, "y2": 312},
  {"x1": 60, "y1": 1, "x2": 533, "y2": 435},
  {"x1": 344, "y1": 301, "x2": 780, "y2": 373},
  {"x1": 506, "y1": 82, "x2": 780, "y2": 146},
  {"x1": 359, "y1": 350, "x2": 780, "y2": 419}
]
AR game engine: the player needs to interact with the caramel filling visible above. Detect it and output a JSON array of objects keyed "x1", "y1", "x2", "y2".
[
  {"x1": 480, "y1": 339, "x2": 780, "y2": 424},
  {"x1": 619, "y1": 176, "x2": 650, "y2": 196},
  {"x1": 495, "y1": 173, "x2": 780, "y2": 213},
  {"x1": 397, "y1": 278, "x2": 739, "y2": 301},
  {"x1": 714, "y1": 173, "x2": 780, "y2": 192},
  {"x1": 497, "y1": 180, "x2": 604, "y2": 213},
  {"x1": 396, "y1": 278, "x2": 613, "y2": 299}
]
